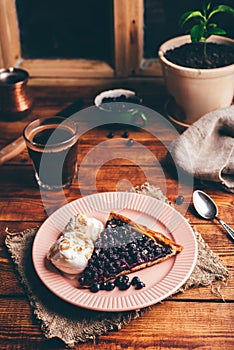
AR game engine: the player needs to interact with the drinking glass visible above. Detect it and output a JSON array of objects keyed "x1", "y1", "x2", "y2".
[{"x1": 23, "y1": 117, "x2": 78, "y2": 190}]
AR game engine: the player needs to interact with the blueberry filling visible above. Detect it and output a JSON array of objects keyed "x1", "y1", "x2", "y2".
[{"x1": 79, "y1": 218, "x2": 172, "y2": 288}]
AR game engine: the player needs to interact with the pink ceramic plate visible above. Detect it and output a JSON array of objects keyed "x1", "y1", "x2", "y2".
[{"x1": 32, "y1": 192, "x2": 197, "y2": 312}]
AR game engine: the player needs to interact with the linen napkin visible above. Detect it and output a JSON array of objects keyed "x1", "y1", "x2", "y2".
[
  {"x1": 5, "y1": 183, "x2": 229, "y2": 347},
  {"x1": 170, "y1": 106, "x2": 234, "y2": 193}
]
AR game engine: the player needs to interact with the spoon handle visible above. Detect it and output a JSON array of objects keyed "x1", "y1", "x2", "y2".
[{"x1": 216, "y1": 217, "x2": 234, "y2": 242}]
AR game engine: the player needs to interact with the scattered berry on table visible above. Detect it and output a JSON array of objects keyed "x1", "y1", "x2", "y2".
[
  {"x1": 107, "y1": 132, "x2": 115, "y2": 138},
  {"x1": 122, "y1": 131, "x2": 129, "y2": 138},
  {"x1": 127, "y1": 138, "x2": 134, "y2": 146},
  {"x1": 176, "y1": 195, "x2": 184, "y2": 205}
]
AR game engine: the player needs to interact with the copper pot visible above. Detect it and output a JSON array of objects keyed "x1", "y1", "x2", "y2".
[{"x1": 0, "y1": 67, "x2": 33, "y2": 120}]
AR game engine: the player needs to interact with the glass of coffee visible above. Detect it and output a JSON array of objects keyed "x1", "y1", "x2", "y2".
[{"x1": 23, "y1": 117, "x2": 78, "y2": 190}]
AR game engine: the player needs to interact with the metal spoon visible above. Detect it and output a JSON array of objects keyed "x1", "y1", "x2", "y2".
[{"x1": 193, "y1": 190, "x2": 234, "y2": 242}]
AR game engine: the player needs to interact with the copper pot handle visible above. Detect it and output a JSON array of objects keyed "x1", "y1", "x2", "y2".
[{"x1": 0, "y1": 136, "x2": 26, "y2": 165}]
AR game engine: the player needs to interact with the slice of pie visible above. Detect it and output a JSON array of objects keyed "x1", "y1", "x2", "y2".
[{"x1": 78, "y1": 212, "x2": 183, "y2": 287}]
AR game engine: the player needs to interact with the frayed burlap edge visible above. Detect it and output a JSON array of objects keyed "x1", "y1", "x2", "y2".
[{"x1": 5, "y1": 183, "x2": 230, "y2": 347}]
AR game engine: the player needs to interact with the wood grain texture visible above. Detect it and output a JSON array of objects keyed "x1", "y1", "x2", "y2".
[
  {"x1": 0, "y1": 299, "x2": 233, "y2": 350},
  {"x1": 0, "y1": 0, "x2": 21, "y2": 68},
  {"x1": 0, "y1": 85, "x2": 233, "y2": 349},
  {"x1": 21, "y1": 59, "x2": 114, "y2": 78}
]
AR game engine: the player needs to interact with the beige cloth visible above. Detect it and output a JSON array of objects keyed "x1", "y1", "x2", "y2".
[
  {"x1": 5, "y1": 183, "x2": 229, "y2": 347},
  {"x1": 170, "y1": 106, "x2": 234, "y2": 193}
]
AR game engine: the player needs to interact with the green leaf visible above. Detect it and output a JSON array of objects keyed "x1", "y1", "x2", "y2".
[
  {"x1": 208, "y1": 23, "x2": 217, "y2": 28},
  {"x1": 179, "y1": 11, "x2": 204, "y2": 27},
  {"x1": 206, "y1": 2, "x2": 212, "y2": 11},
  {"x1": 207, "y1": 26, "x2": 226, "y2": 36},
  {"x1": 190, "y1": 24, "x2": 204, "y2": 42},
  {"x1": 203, "y1": 1, "x2": 211, "y2": 14},
  {"x1": 179, "y1": 11, "x2": 193, "y2": 27},
  {"x1": 208, "y1": 5, "x2": 234, "y2": 20}
]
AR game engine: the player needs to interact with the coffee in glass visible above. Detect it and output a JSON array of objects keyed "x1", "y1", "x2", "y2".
[{"x1": 23, "y1": 117, "x2": 78, "y2": 190}]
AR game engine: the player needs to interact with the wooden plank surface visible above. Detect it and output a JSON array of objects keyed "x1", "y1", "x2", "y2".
[
  {"x1": 0, "y1": 84, "x2": 233, "y2": 350},
  {"x1": 0, "y1": 299, "x2": 233, "y2": 350}
]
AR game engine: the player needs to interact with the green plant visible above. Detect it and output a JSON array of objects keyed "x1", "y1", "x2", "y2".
[{"x1": 179, "y1": 1, "x2": 234, "y2": 55}]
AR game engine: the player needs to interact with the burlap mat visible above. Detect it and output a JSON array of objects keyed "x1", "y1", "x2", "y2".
[{"x1": 5, "y1": 183, "x2": 229, "y2": 348}]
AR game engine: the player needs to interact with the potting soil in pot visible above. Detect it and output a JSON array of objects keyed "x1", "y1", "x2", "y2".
[{"x1": 165, "y1": 42, "x2": 234, "y2": 69}]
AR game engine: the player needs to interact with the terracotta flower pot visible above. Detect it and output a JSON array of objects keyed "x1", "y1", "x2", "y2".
[{"x1": 158, "y1": 35, "x2": 234, "y2": 124}]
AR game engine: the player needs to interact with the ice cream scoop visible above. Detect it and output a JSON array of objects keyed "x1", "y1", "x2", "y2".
[
  {"x1": 64, "y1": 213, "x2": 104, "y2": 242},
  {"x1": 47, "y1": 231, "x2": 94, "y2": 275},
  {"x1": 47, "y1": 214, "x2": 104, "y2": 276}
]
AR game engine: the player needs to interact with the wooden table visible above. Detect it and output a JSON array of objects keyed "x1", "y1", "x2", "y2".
[{"x1": 0, "y1": 85, "x2": 233, "y2": 349}]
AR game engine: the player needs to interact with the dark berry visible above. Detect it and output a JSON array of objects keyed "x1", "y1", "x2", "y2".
[
  {"x1": 148, "y1": 253, "x2": 155, "y2": 261},
  {"x1": 102, "y1": 97, "x2": 112, "y2": 103},
  {"x1": 78, "y1": 276, "x2": 85, "y2": 286},
  {"x1": 135, "y1": 281, "x2": 145, "y2": 290},
  {"x1": 100, "y1": 281, "x2": 108, "y2": 290},
  {"x1": 126, "y1": 138, "x2": 134, "y2": 146},
  {"x1": 107, "y1": 132, "x2": 115, "y2": 138},
  {"x1": 176, "y1": 195, "x2": 184, "y2": 205},
  {"x1": 122, "y1": 275, "x2": 129, "y2": 283},
  {"x1": 119, "y1": 94, "x2": 126, "y2": 101},
  {"x1": 90, "y1": 284, "x2": 101, "y2": 293},
  {"x1": 114, "y1": 275, "x2": 124, "y2": 287},
  {"x1": 119, "y1": 281, "x2": 131, "y2": 290},
  {"x1": 126, "y1": 255, "x2": 134, "y2": 265},
  {"x1": 122, "y1": 131, "x2": 129, "y2": 138},
  {"x1": 131, "y1": 276, "x2": 141, "y2": 286},
  {"x1": 105, "y1": 281, "x2": 115, "y2": 291},
  {"x1": 114, "y1": 259, "x2": 121, "y2": 267}
]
